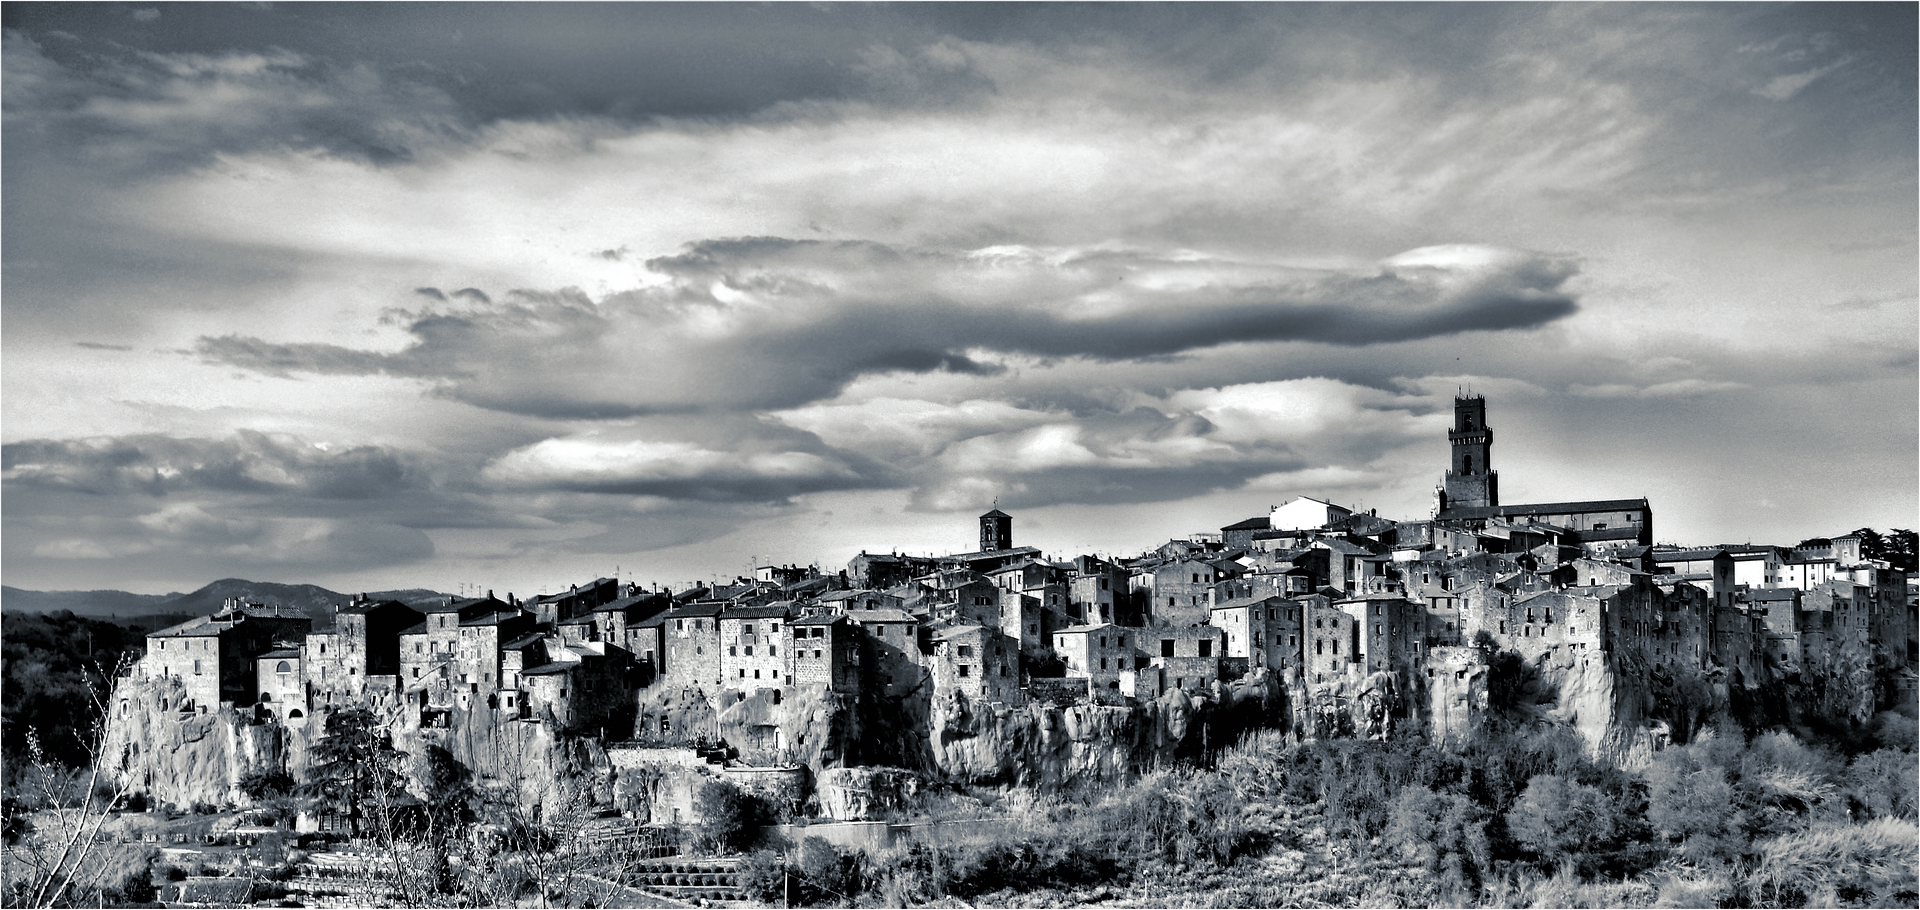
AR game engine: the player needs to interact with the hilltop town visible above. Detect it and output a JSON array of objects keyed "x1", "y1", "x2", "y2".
[
  {"x1": 116, "y1": 397, "x2": 1920, "y2": 817},
  {"x1": 86, "y1": 395, "x2": 1917, "y2": 903}
]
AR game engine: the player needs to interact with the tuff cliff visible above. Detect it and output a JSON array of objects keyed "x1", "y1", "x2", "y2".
[
  {"x1": 925, "y1": 670, "x2": 1287, "y2": 787},
  {"x1": 102, "y1": 673, "x2": 289, "y2": 809}
]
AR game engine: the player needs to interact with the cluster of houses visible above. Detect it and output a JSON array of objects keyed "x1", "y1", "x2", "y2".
[{"x1": 134, "y1": 396, "x2": 1919, "y2": 749}]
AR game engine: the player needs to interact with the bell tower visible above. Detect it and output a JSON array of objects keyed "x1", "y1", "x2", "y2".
[
  {"x1": 979, "y1": 508, "x2": 1013, "y2": 552},
  {"x1": 1443, "y1": 394, "x2": 1498, "y2": 509}
]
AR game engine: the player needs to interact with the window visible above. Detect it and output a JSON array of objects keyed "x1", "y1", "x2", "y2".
[
  {"x1": 193, "y1": 659, "x2": 202, "y2": 675},
  {"x1": 744, "y1": 623, "x2": 755, "y2": 635},
  {"x1": 769, "y1": 645, "x2": 776, "y2": 656},
  {"x1": 276, "y1": 661, "x2": 292, "y2": 674},
  {"x1": 745, "y1": 646, "x2": 753, "y2": 656},
  {"x1": 1119, "y1": 635, "x2": 1127, "y2": 648},
  {"x1": 1197, "y1": 640, "x2": 1212, "y2": 657},
  {"x1": 958, "y1": 645, "x2": 974, "y2": 658},
  {"x1": 958, "y1": 665, "x2": 971, "y2": 677},
  {"x1": 772, "y1": 623, "x2": 780, "y2": 633},
  {"x1": 1101, "y1": 657, "x2": 1109, "y2": 670},
  {"x1": 729, "y1": 646, "x2": 737, "y2": 656},
  {"x1": 1162, "y1": 639, "x2": 1175, "y2": 657},
  {"x1": 1099, "y1": 636, "x2": 1107, "y2": 648}
]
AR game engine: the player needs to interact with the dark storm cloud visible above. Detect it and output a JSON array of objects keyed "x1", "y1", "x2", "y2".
[
  {"x1": 2, "y1": 431, "x2": 422, "y2": 499},
  {"x1": 194, "y1": 238, "x2": 1579, "y2": 418}
]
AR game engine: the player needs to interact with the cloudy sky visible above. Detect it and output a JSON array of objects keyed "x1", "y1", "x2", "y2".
[{"x1": 4, "y1": 3, "x2": 1914, "y2": 597}]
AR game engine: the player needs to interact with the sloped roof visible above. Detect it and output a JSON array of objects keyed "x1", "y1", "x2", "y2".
[
  {"x1": 337, "y1": 598, "x2": 415, "y2": 616},
  {"x1": 1437, "y1": 498, "x2": 1651, "y2": 522},
  {"x1": 845, "y1": 608, "x2": 917, "y2": 624},
  {"x1": 722, "y1": 604, "x2": 791, "y2": 620},
  {"x1": 931, "y1": 624, "x2": 991, "y2": 641},
  {"x1": 1221, "y1": 516, "x2": 1271, "y2": 531},
  {"x1": 1055, "y1": 623, "x2": 1115, "y2": 635},
  {"x1": 792, "y1": 613, "x2": 850, "y2": 627}
]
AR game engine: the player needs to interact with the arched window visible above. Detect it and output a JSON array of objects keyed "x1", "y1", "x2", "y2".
[
  {"x1": 260, "y1": 692, "x2": 272, "y2": 703},
  {"x1": 288, "y1": 709, "x2": 303, "y2": 719},
  {"x1": 276, "y1": 661, "x2": 292, "y2": 674}
]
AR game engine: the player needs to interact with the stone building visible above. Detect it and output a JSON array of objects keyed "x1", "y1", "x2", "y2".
[
  {"x1": 1146, "y1": 557, "x2": 1240, "y2": 627},
  {"x1": 844, "y1": 608, "x2": 922, "y2": 697},
  {"x1": 1149, "y1": 623, "x2": 1225, "y2": 693},
  {"x1": 1052, "y1": 623, "x2": 1143, "y2": 691},
  {"x1": 1337, "y1": 595, "x2": 1425, "y2": 679},
  {"x1": 302, "y1": 597, "x2": 425, "y2": 709},
  {"x1": 790, "y1": 614, "x2": 860, "y2": 693},
  {"x1": 660, "y1": 602, "x2": 725, "y2": 691},
  {"x1": 720, "y1": 604, "x2": 792, "y2": 695},
  {"x1": 143, "y1": 601, "x2": 311, "y2": 713},
  {"x1": 253, "y1": 649, "x2": 305, "y2": 722},
  {"x1": 931, "y1": 625, "x2": 1023, "y2": 704},
  {"x1": 1067, "y1": 555, "x2": 1131, "y2": 625},
  {"x1": 526, "y1": 577, "x2": 618, "y2": 625},
  {"x1": 1302, "y1": 598, "x2": 1358, "y2": 684}
]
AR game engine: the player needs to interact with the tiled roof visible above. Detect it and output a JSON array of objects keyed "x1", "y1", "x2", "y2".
[
  {"x1": 931, "y1": 624, "x2": 990, "y2": 641},
  {"x1": 1056, "y1": 623, "x2": 1115, "y2": 634},
  {"x1": 148, "y1": 616, "x2": 221, "y2": 638},
  {"x1": 337, "y1": 598, "x2": 414, "y2": 615},
  {"x1": 792, "y1": 613, "x2": 849, "y2": 627},
  {"x1": 722, "y1": 604, "x2": 792, "y2": 620},
  {"x1": 1437, "y1": 498, "x2": 1651, "y2": 522},
  {"x1": 666, "y1": 602, "x2": 725, "y2": 619},
  {"x1": 1651, "y1": 548, "x2": 1728, "y2": 562},
  {"x1": 465, "y1": 610, "x2": 532, "y2": 627},
  {"x1": 844, "y1": 608, "x2": 917, "y2": 624}
]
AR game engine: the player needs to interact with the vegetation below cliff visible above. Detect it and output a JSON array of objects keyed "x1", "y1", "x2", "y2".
[{"x1": 745, "y1": 707, "x2": 1919, "y2": 909}]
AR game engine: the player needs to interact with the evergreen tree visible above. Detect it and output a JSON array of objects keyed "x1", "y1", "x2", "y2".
[{"x1": 296, "y1": 707, "x2": 407, "y2": 838}]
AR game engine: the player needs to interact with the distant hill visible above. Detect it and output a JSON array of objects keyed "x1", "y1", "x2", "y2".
[
  {"x1": 3, "y1": 579, "x2": 450, "y2": 623},
  {"x1": 1, "y1": 586, "x2": 181, "y2": 617}
]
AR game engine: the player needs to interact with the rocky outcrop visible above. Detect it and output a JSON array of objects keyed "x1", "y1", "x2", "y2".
[
  {"x1": 815, "y1": 767, "x2": 919, "y2": 821},
  {"x1": 103, "y1": 673, "x2": 290, "y2": 809},
  {"x1": 926, "y1": 671, "x2": 1286, "y2": 787}
]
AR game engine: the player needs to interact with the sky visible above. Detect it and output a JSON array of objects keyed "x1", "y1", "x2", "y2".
[{"x1": 3, "y1": 2, "x2": 1914, "y2": 597}]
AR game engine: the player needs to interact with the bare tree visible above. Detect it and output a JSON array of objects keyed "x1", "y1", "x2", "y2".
[{"x1": 3, "y1": 658, "x2": 139, "y2": 909}]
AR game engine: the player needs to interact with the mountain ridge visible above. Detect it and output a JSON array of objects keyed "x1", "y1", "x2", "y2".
[{"x1": 3, "y1": 579, "x2": 450, "y2": 622}]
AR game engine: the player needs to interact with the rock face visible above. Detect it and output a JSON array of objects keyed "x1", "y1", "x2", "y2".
[
  {"x1": 815, "y1": 767, "x2": 919, "y2": 821},
  {"x1": 103, "y1": 673, "x2": 289, "y2": 809},
  {"x1": 926, "y1": 671, "x2": 1286, "y2": 788}
]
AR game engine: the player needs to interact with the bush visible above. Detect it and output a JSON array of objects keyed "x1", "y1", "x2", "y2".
[
  {"x1": 1506, "y1": 774, "x2": 1615, "y2": 867},
  {"x1": 692, "y1": 780, "x2": 760, "y2": 855},
  {"x1": 737, "y1": 851, "x2": 785, "y2": 902},
  {"x1": 793, "y1": 836, "x2": 862, "y2": 905},
  {"x1": 1747, "y1": 818, "x2": 1920, "y2": 908},
  {"x1": 1845, "y1": 749, "x2": 1919, "y2": 821},
  {"x1": 1645, "y1": 748, "x2": 1745, "y2": 865}
]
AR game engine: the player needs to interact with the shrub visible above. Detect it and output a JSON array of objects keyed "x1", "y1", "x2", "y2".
[
  {"x1": 692, "y1": 780, "x2": 760, "y2": 855},
  {"x1": 1845, "y1": 748, "x2": 1919, "y2": 821},
  {"x1": 1747, "y1": 818, "x2": 1920, "y2": 908},
  {"x1": 793, "y1": 836, "x2": 862, "y2": 905},
  {"x1": 1645, "y1": 748, "x2": 1745, "y2": 865},
  {"x1": 1505, "y1": 773, "x2": 1615, "y2": 868}
]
